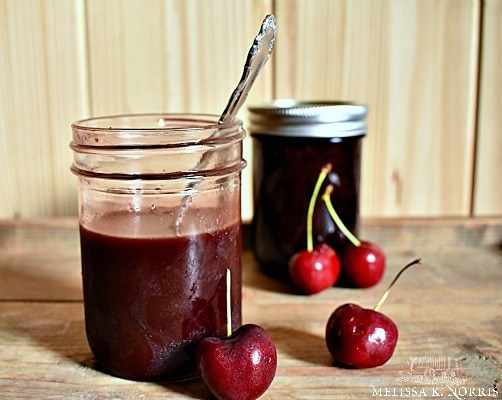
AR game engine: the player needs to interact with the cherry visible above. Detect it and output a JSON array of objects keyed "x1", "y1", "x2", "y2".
[
  {"x1": 325, "y1": 303, "x2": 398, "y2": 368},
  {"x1": 289, "y1": 243, "x2": 340, "y2": 294},
  {"x1": 196, "y1": 324, "x2": 277, "y2": 400},
  {"x1": 288, "y1": 164, "x2": 340, "y2": 294},
  {"x1": 325, "y1": 259, "x2": 420, "y2": 368},
  {"x1": 196, "y1": 270, "x2": 277, "y2": 400},
  {"x1": 342, "y1": 241, "x2": 385, "y2": 288},
  {"x1": 322, "y1": 185, "x2": 385, "y2": 288}
]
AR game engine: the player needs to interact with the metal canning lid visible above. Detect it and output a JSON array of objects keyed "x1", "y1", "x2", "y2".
[{"x1": 248, "y1": 99, "x2": 368, "y2": 138}]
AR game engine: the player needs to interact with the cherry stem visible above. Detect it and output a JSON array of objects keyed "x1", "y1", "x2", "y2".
[
  {"x1": 307, "y1": 164, "x2": 332, "y2": 252},
  {"x1": 374, "y1": 259, "x2": 421, "y2": 312},
  {"x1": 226, "y1": 268, "x2": 232, "y2": 337},
  {"x1": 322, "y1": 185, "x2": 361, "y2": 247}
]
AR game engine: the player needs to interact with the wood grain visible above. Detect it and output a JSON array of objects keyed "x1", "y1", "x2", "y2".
[
  {"x1": 0, "y1": 219, "x2": 501, "y2": 399},
  {"x1": 86, "y1": 0, "x2": 272, "y2": 116},
  {"x1": 274, "y1": 0, "x2": 480, "y2": 217},
  {"x1": 473, "y1": 0, "x2": 502, "y2": 216},
  {"x1": 0, "y1": 0, "x2": 89, "y2": 218}
]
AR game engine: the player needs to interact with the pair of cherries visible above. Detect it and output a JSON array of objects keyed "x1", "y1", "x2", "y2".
[{"x1": 289, "y1": 164, "x2": 385, "y2": 295}]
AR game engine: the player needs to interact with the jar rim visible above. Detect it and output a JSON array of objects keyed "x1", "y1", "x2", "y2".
[
  {"x1": 70, "y1": 113, "x2": 246, "y2": 180},
  {"x1": 71, "y1": 113, "x2": 244, "y2": 148},
  {"x1": 72, "y1": 113, "x2": 242, "y2": 132}
]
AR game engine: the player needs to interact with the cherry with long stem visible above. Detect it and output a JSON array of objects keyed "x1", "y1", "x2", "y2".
[
  {"x1": 196, "y1": 268, "x2": 278, "y2": 400},
  {"x1": 288, "y1": 163, "x2": 340, "y2": 294},
  {"x1": 325, "y1": 258, "x2": 422, "y2": 369},
  {"x1": 322, "y1": 184, "x2": 386, "y2": 288}
]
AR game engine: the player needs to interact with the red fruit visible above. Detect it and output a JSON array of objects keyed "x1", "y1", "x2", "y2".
[
  {"x1": 289, "y1": 243, "x2": 340, "y2": 294},
  {"x1": 196, "y1": 324, "x2": 277, "y2": 400},
  {"x1": 342, "y1": 241, "x2": 385, "y2": 288},
  {"x1": 325, "y1": 303, "x2": 398, "y2": 368}
]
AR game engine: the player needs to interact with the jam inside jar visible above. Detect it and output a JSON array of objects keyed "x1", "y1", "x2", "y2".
[
  {"x1": 71, "y1": 114, "x2": 246, "y2": 381},
  {"x1": 249, "y1": 101, "x2": 367, "y2": 280}
]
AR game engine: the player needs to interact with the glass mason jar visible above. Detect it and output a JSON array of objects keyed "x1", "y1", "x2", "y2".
[
  {"x1": 248, "y1": 100, "x2": 367, "y2": 281},
  {"x1": 71, "y1": 114, "x2": 245, "y2": 381}
]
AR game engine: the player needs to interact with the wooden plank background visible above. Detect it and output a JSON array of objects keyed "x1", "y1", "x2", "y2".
[{"x1": 0, "y1": 0, "x2": 500, "y2": 220}]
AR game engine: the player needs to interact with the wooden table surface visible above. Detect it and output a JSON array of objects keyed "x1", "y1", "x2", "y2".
[{"x1": 0, "y1": 218, "x2": 501, "y2": 399}]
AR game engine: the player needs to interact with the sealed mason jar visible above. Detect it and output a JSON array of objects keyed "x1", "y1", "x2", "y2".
[
  {"x1": 249, "y1": 100, "x2": 367, "y2": 280},
  {"x1": 71, "y1": 114, "x2": 245, "y2": 381}
]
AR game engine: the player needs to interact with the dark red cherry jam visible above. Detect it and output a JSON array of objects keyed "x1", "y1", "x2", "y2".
[
  {"x1": 80, "y1": 214, "x2": 242, "y2": 381},
  {"x1": 249, "y1": 101, "x2": 367, "y2": 280}
]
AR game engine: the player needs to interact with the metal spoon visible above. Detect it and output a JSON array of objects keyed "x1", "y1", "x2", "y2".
[
  {"x1": 175, "y1": 14, "x2": 276, "y2": 233},
  {"x1": 219, "y1": 14, "x2": 277, "y2": 124}
]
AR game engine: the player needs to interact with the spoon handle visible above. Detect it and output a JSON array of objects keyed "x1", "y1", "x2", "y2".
[
  {"x1": 175, "y1": 15, "x2": 276, "y2": 234},
  {"x1": 219, "y1": 14, "x2": 277, "y2": 125}
]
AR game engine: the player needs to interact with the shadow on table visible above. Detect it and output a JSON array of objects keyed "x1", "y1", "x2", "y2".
[
  {"x1": 157, "y1": 381, "x2": 211, "y2": 400},
  {"x1": 0, "y1": 258, "x2": 83, "y2": 302},
  {"x1": 7, "y1": 312, "x2": 211, "y2": 398},
  {"x1": 80, "y1": 358, "x2": 211, "y2": 399},
  {"x1": 267, "y1": 326, "x2": 333, "y2": 366},
  {"x1": 243, "y1": 271, "x2": 296, "y2": 294},
  {"x1": 83, "y1": 359, "x2": 214, "y2": 399}
]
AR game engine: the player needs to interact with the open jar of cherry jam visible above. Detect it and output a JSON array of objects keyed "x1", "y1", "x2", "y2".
[
  {"x1": 249, "y1": 100, "x2": 367, "y2": 280},
  {"x1": 71, "y1": 114, "x2": 245, "y2": 381}
]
